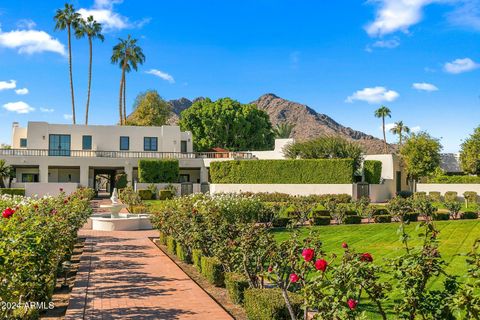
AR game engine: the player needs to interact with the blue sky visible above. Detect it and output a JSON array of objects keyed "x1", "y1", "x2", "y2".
[{"x1": 0, "y1": 0, "x2": 479, "y2": 152}]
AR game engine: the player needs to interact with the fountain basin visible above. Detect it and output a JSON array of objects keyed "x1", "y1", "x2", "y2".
[{"x1": 85, "y1": 213, "x2": 153, "y2": 231}]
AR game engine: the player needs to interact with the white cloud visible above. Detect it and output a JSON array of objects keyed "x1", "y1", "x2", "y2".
[
  {"x1": 447, "y1": 0, "x2": 480, "y2": 31},
  {"x1": 0, "y1": 28, "x2": 66, "y2": 56},
  {"x1": 0, "y1": 80, "x2": 16, "y2": 91},
  {"x1": 346, "y1": 86, "x2": 399, "y2": 104},
  {"x1": 411, "y1": 126, "x2": 421, "y2": 132},
  {"x1": 2, "y1": 101, "x2": 34, "y2": 114},
  {"x1": 444, "y1": 58, "x2": 479, "y2": 74},
  {"x1": 63, "y1": 114, "x2": 73, "y2": 120},
  {"x1": 373, "y1": 38, "x2": 400, "y2": 48},
  {"x1": 15, "y1": 88, "x2": 28, "y2": 95},
  {"x1": 412, "y1": 82, "x2": 439, "y2": 91},
  {"x1": 16, "y1": 19, "x2": 36, "y2": 29},
  {"x1": 145, "y1": 69, "x2": 175, "y2": 83},
  {"x1": 40, "y1": 107, "x2": 54, "y2": 113},
  {"x1": 78, "y1": 0, "x2": 150, "y2": 31},
  {"x1": 384, "y1": 122, "x2": 396, "y2": 131},
  {"x1": 366, "y1": 0, "x2": 433, "y2": 37}
]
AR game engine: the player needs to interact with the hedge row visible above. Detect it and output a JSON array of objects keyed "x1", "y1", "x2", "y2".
[
  {"x1": 428, "y1": 175, "x2": 480, "y2": 184},
  {"x1": 210, "y1": 159, "x2": 355, "y2": 184},
  {"x1": 138, "y1": 159, "x2": 179, "y2": 183},
  {"x1": 0, "y1": 188, "x2": 25, "y2": 196},
  {"x1": 364, "y1": 160, "x2": 382, "y2": 184}
]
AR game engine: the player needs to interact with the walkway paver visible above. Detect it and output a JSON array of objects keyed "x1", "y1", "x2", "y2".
[{"x1": 65, "y1": 200, "x2": 232, "y2": 320}]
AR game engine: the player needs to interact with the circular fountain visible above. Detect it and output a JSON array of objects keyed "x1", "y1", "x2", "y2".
[{"x1": 86, "y1": 188, "x2": 153, "y2": 231}]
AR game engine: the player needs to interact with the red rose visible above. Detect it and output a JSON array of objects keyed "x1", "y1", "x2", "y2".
[
  {"x1": 302, "y1": 248, "x2": 315, "y2": 262},
  {"x1": 267, "y1": 266, "x2": 273, "y2": 273},
  {"x1": 360, "y1": 253, "x2": 373, "y2": 262},
  {"x1": 314, "y1": 259, "x2": 328, "y2": 272},
  {"x1": 2, "y1": 207, "x2": 15, "y2": 219},
  {"x1": 59, "y1": 188, "x2": 64, "y2": 192},
  {"x1": 64, "y1": 199, "x2": 68, "y2": 204},
  {"x1": 289, "y1": 273, "x2": 299, "y2": 283},
  {"x1": 347, "y1": 299, "x2": 358, "y2": 310},
  {"x1": 342, "y1": 242, "x2": 348, "y2": 249}
]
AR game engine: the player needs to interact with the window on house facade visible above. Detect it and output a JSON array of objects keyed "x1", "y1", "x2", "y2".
[
  {"x1": 181, "y1": 140, "x2": 188, "y2": 153},
  {"x1": 49, "y1": 134, "x2": 71, "y2": 156},
  {"x1": 82, "y1": 135, "x2": 92, "y2": 150},
  {"x1": 144, "y1": 137, "x2": 158, "y2": 151},
  {"x1": 120, "y1": 136, "x2": 130, "y2": 151},
  {"x1": 22, "y1": 173, "x2": 38, "y2": 182},
  {"x1": 20, "y1": 138, "x2": 27, "y2": 148}
]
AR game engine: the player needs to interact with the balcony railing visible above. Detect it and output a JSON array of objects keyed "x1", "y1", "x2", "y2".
[{"x1": 0, "y1": 148, "x2": 253, "y2": 159}]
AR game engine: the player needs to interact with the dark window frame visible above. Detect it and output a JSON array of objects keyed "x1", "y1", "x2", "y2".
[
  {"x1": 20, "y1": 138, "x2": 27, "y2": 148},
  {"x1": 144, "y1": 137, "x2": 158, "y2": 151},
  {"x1": 120, "y1": 136, "x2": 130, "y2": 151},
  {"x1": 82, "y1": 135, "x2": 92, "y2": 150},
  {"x1": 48, "y1": 134, "x2": 71, "y2": 156},
  {"x1": 181, "y1": 140, "x2": 188, "y2": 153}
]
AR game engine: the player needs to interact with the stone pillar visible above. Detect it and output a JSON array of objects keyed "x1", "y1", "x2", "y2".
[
  {"x1": 80, "y1": 165, "x2": 89, "y2": 188},
  {"x1": 39, "y1": 163, "x2": 49, "y2": 183},
  {"x1": 124, "y1": 165, "x2": 133, "y2": 187},
  {"x1": 200, "y1": 165, "x2": 209, "y2": 183}
]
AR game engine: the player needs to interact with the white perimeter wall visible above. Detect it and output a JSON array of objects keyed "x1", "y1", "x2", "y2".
[
  {"x1": 13, "y1": 182, "x2": 79, "y2": 198},
  {"x1": 417, "y1": 184, "x2": 480, "y2": 199},
  {"x1": 370, "y1": 180, "x2": 394, "y2": 203},
  {"x1": 210, "y1": 184, "x2": 353, "y2": 196},
  {"x1": 135, "y1": 183, "x2": 201, "y2": 196}
]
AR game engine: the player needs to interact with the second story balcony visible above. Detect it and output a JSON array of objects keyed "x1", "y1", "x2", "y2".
[{"x1": 0, "y1": 148, "x2": 254, "y2": 160}]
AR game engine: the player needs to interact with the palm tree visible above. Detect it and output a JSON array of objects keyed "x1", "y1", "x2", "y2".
[
  {"x1": 75, "y1": 16, "x2": 104, "y2": 125},
  {"x1": 111, "y1": 35, "x2": 145, "y2": 125},
  {"x1": 374, "y1": 106, "x2": 392, "y2": 153},
  {"x1": 0, "y1": 159, "x2": 11, "y2": 188},
  {"x1": 390, "y1": 121, "x2": 410, "y2": 146},
  {"x1": 54, "y1": 3, "x2": 81, "y2": 124},
  {"x1": 273, "y1": 122, "x2": 295, "y2": 138}
]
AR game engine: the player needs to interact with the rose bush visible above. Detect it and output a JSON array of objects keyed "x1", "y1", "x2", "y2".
[{"x1": 0, "y1": 189, "x2": 92, "y2": 319}]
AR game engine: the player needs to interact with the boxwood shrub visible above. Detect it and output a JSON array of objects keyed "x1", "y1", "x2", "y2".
[
  {"x1": 176, "y1": 243, "x2": 191, "y2": 263},
  {"x1": 404, "y1": 212, "x2": 419, "y2": 222},
  {"x1": 166, "y1": 236, "x2": 176, "y2": 255},
  {"x1": 0, "y1": 188, "x2": 25, "y2": 196},
  {"x1": 433, "y1": 212, "x2": 450, "y2": 221},
  {"x1": 138, "y1": 159, "x2": 179, "y2": 183},
  {"x1": 463, "y1": 191, "x2": 478, "y2": 204},
  {"x1": 428, "y1": 175, "x2": 480, "y2": 184},
  {"x1": 461, "y1": 211, "x2": 479, "y2": 220},
  {"x1": 272, "y1": 217, "x2": 291, "y2": 228},
  {"x1": 374, "y1": 214, "x2": 392, "y2": 223},
  {"x1": 444, "y1": 191, "x2": 458, "y2": 202},
  {"x1": 201, "y1": 256, "x2": 224, "y2": 287},
  {"x1": 244, "y1": 288, "x2": 303, "y2": 320},
  {"x1": 414, "y1": 192, "x2": 427, "y2": 200},
  {"x1": 344, "y1": 215, "x2": 362, "y2": 224},
  {"x1": 137, "y1": 189, "x2": 154, "y2": 200},
  {"x1": 192, "y1": 249, "x2": 202, "y2": 271},
  {"x1": 312, "y1": 216, "x2": 331, "y2": 226},
  {"x1": 225, "y1": 272, "x2": 249, "y2": 305},
  {"x1": 428, "y1": 192, "x2": 442, "y2": 202},
  {"x1": 210, "y1": 159, "x2": 355, "y2": 184},
  {"x1": 372, "y1": 207, "x2": 389, "y2": 216},
  {"x1": 364, "y1": 160, "x2": 382, "y2": 184}
]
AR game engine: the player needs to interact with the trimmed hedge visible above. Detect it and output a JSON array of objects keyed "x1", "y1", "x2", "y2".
[
  {"x1": 428, "y1": 175, "x2": 480, "y2": 184},
  {"x1": 444, "y1": 191, "x2": 458, "y2": 202},
  {"x1": 0, "y1": 188, "x2": 25, "y2": 196},
  {"x1": 397, "y1": 190, "x2": 413, "y2": 198},
  {"x1": 272, "y1": 218, "x2": 291, "y2": 228},
  {"x1": 414, "y1": 192, "x2": 427, "y2": 200},
  {"x1": 364, "y1": 160, "x2": 382, "y2": 184},
  {"x1": 210, "y1": 159, "x2": 355, "y2": 184},
  {"x1": 159, "y1": 190, "x2": 175, "y2": 200},
  {"x1": 138, "y1": 159, "x2": 179, "y2": 183},
  {"x1": 433, "y1": 212, "x2": 450, "y2": 221},
  {"x1": 176, "y1": 243, "x2": 190, "y2": 263},
  {"x1": 461, "y1": 211, "x2": 479, "y2": 220},
  {"x1": 463, "y1": 191, "x2": 478, "y2": 204},
  {"x1": 244, "y1": 288, "x2": 303, "y2": 320},
  {"x1": 201, "y1": 256, "x2": 224, "y2": 287},
  {"x1": 225, "y1": 272, "x2": 249, "y2": 305},
  {"x1": 344, "y1": 215, "x2": 362, "y2": 224},
  {"x1": 429, "y1": 192, "x2": 442, "y2": 202},
  {"x1": 404, "y1": 212, "x2": 419, "y2": 222},
  {"x1": 192, "y1": 249, "x2": 202, "y2": 271},
  {"x1": 374, "y1": 214, "x2": 392, "y2": 223},
  {"x1": 312, "y1": 216, "x2": 331, "y2": 226},
  {"x1": 166, "y1": 236, "x2": 176, "y2": 255},
  {"x1": 138, "y1": 189, "x2": 154, "y2": 200}
]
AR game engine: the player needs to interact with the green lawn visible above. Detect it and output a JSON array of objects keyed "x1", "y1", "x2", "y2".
[{"x1": 273, "y1": 220, "x2": 480, "y2": 318}]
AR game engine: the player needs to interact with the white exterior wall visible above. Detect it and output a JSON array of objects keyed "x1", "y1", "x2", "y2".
[
  {"x1": 210, "y1": 184, "x2": 353, "y2": 196},
  {"x1": 16, "y1": 182, "x2": 79, "y2": 197},
  {"x1": 251, "y1": 138, "x2": 293, "y2": 159},
  {"x1": 416, "y1": 184, "x2": 480, "y2": 199}
]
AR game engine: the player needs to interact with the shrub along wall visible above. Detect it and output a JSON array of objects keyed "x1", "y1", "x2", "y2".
[
  {"x1": 138, "y1": 159, "x2": 179, "y2": 183},
  {"x1": 427, "y1": 175, "x2": 480, "y2": 183},
  {"x1": 210, "y1": 159, "x2": 355, "y2": 184},
  {"x1": 364, "y1": 160, "x2": 382, "y2": 184}
]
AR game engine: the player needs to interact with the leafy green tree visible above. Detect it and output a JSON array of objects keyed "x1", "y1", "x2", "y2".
[
  {"x1": 126, "y1": 90, "x2": 171, "y2": 126},
  {"x1": 273, "y1": 122, "x2": 295, "y2": 138},
  {"x1": 75, "y1": 15, "x2": 104, "y2": 125},
  {"x1": 0, "y1": 159, "x2": 12, "y2": 188},
  {"x1": 390, "y1": 121, "x2": 410, "y2": 146},
  {"x1": 284, "y1": 136, "x2": 364, "y2": 171},
  {"x1": 111, "y1": 35, "x2": 146, "y2": 125},
  {"x1": 374, "y1": 106, "x2": 391, "y2": 153},
  {"x1": 459, "y1": 126, "x2": 480, "y2": 175},
  {"x1": 179, "y1": 98, "x2": 274, "y2": 151},
  {"x1": 54, "y1": 3, "x2": 81, "y2": 124},
  {"x1": 400, "y1": 132, "x2": 442, "y2": 182}
]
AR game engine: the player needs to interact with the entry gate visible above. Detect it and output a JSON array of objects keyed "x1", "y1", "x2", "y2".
[{"x1": 353, "y1": 182, "x2": 369, "y2": 200}]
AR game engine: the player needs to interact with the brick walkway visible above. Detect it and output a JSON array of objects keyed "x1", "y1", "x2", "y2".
[{"x1": 65, "y1": 201, "x2": 232, "y2": 320}]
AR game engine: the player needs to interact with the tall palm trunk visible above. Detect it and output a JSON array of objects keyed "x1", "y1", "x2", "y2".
[
  {"x1": 399, "y1": 131, "x2": 403, "y2": 146},
  {"x1": 85, "y1": 36, "x2": 93, "y2": 125},
  {"x1": 123, "y1": 75, "x2": 127, "y2": 124},
  {"x1": 382, "y1": 116, "x2": 387, "y2": 153},
  {"x1": 67, "y1": 24, "x2": 76, "y2": 124},
  {"x1": 119, "y1": 67, "x2": 126, "y2": 125}
]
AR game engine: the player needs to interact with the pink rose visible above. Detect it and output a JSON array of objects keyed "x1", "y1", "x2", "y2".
[
  {"x1": 314, "y1": 259, "x2": 328, "y2": 272},
  {"x1": 347, "y1": 299, "x2": 358, "y2": 310},
  {"x1": 2, "y1": 207, "x2": 15, "y2": 219},
  {"x1": 301, "y1": 248, "x2": 315, "y2": 262},
  {"x1": 289, "y1": 273, "x2": 299, "y2": 283}
]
